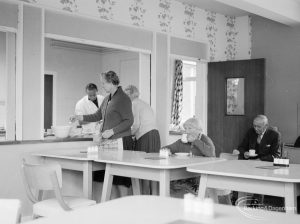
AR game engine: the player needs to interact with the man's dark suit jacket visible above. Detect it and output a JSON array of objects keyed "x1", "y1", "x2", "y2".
[{"x1": 238, "y1": 128, "x2": 280, "y2": 162}]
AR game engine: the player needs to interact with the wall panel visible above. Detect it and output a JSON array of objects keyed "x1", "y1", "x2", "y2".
[
  {"x1": 23, "y1": 5, "x2": 43, "y2": 140},
  {"x1": 45, "y1": 11, "x2": 153, "y2": 51},
  {"x1": 0, "y1": 2, "x2": 18, "y2": 29}
]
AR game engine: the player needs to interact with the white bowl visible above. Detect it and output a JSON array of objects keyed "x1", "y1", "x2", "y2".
[{"x1": 52, "y1": 125, "x2": 71, "y2": 138}]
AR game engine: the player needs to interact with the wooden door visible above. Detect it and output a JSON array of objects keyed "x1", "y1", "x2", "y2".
[{"x1": 208, "y1": 59, "x2": 265, "y2": 156}]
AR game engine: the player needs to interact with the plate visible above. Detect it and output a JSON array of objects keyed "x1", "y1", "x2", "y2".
[
  {"x1": 175, "y1": 152, "x2": 190, "y2": 157},
  {"x1": 249, "y1": 153, "x2": 258, "y2": 157}
]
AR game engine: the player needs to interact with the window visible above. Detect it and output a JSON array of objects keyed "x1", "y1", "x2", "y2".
[
  {"x1": 181, "y1": 60, "x2": 196, "y2": 123},
  {"x1": 0, "y1": 31, "x2": 16, "y2": 141},
  {"x1": 169, "y1": 58, "x2": 207, "y2": 135}
]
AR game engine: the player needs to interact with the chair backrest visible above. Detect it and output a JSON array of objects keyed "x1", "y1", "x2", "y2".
[
  {"x1": 21, "y1": 159, "x2": 72, "y2": 211},
  {"x1": 0, "y1": 199, "x2": 21, "y2": 224},
  {"x1": 294, "y1": 136, "x2": 300, "y2": 147},
  {"x1": 219, "y1": 152, "x2": 239, "y2": 160},
  {"x1": 282, "y1": 146, "x2": 300, "y2": 164},
  {"x1": 22, "y1": 159, "x2": 62, "y2": 191},
  {"x1": 21, "y1": 159, "x2": 63, "y2": 203}
]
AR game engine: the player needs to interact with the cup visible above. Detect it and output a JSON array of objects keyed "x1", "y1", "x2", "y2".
[
  {"x1": 160, "y1": 148, "x2": 171, "y2": 158},
  {"x1": 181, "y1": 133, "x2": 188, "y2": 143},
  {"x1": 46, "y1": 128, "x2": 52, "y2": 135},
  {"x1": 249, "y1": 149, "x2": 256, "y2": 156}
]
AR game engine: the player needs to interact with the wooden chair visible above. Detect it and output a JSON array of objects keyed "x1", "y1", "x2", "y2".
[
  {"x1": 282, "y1": 145, "x2": 300, "y2": 164},
  {"x1": 0, "y1": 199, "x2": 21, "y2": 224},
  {"x1": 21, "y1": 159, "x2": 96, "y2": 218}
]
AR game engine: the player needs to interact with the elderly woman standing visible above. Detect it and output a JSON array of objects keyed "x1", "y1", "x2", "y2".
[
  {"x1": 124, "y1": 85, "x2": 161, "y2": 195},
  {"x1": 165, "y1": 117, "x2": 215, "y2": 197},
  {"x1": 124, "y1": 85, "x2": 161, "y2": 153}
]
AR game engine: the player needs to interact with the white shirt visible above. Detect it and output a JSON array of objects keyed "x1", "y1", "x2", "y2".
[
  {"x1": 132, "y1": 98, "x2": 158, "y2": 140},
  {"x1": 75, "y1": 95, "x2": 104, "y2": 134}
]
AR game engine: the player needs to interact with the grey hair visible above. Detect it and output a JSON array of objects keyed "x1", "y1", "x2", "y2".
[
  {"x1": 183, "y1": 117, "x2": 203, "y2": 132},
  {"x1": 254, "y1": 115, "x2": 268, "y2": 125},
  {"x1": 124, "y1": 85, "x2": 139, "y2": 99}
]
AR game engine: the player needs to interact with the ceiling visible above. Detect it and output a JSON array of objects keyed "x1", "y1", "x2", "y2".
[
  {"x1": 176, "y1": 0, "x2": 300, "y2": 26},
  {"x1": 176, "y1": 0, "x2": 249, "y2": 16}
]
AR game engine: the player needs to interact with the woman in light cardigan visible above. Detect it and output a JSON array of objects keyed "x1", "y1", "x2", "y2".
[
  {"x1": 124, "y1": 85, "x2": 161, "y2": 153},
  {"x1": 124, "y1": 85, "x2": 161, "y2": 194}
]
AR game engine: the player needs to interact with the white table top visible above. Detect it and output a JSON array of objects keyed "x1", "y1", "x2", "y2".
[
  {"x1": 25, "y1": 195, "x2": 300, "y2": 224},
  {"x1": 33, "y1": 148, "x2": 96, "y2": 161},
  {"x1": 93, "y1": 151, "x2": 224, "y2": 169},
  {"x1": 187, "y1": 160, "x2": 300, "y2": 182},
  {"x1": 34, "y1": 149, "x2": 224, "y2": 169}
]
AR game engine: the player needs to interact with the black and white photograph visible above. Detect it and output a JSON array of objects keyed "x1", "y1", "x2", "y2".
[{"x1": 0, "y1": 0, "x2": 300, "y2": 223}]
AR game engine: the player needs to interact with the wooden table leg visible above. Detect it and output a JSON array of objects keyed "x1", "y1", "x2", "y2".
[
  {"x1": 101, "y1": 164, "x2": 113, "y2": 203},
  {"x1": 83, "y1": 161, "x2": 93, "y2": 199},
  {"x1": 159, "y1": 170, "x2": 170, "y2": 197},
  {"x1": 198, "y1": 174, "x2": 208, "y2": 199},
  {"x1": 131, "y1": 178, "x2": 141, "y2": 195},
  {"x1": 284, "y1": 183, "x2": 297, "y2": 214}
]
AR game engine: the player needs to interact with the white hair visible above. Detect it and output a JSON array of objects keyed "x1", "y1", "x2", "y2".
[
  {"x1": 254, "y1": 115, "x2": 268, "y2": 125},
  {"x1": 124, "y1": 85, "x2": 139, "y2": 100},
  {"x1": 183, "y1": 117, "x2": 203, "y2": 132}
]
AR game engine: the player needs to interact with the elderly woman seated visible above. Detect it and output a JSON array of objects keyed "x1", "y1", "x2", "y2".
[{"x1": 165, "y1": 117, "x2": 215, "y2": 197}]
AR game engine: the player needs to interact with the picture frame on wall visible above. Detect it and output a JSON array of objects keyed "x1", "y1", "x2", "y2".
[{"x1": 226, "y1": 77, "x2": 245, "y2": 115}]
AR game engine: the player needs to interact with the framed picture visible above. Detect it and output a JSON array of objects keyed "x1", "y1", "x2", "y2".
[{"x1": 226, "y1": 78, "x2": 245, "y2": 115}]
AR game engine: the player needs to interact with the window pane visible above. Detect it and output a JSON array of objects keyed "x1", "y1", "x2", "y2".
[
  {"x1": 181, "y1": 80, "x2": 196, "y2": 123},
  {"x1": 0, "y1": 32, "x2": 6, "y2": 141},
  {"x1": 181, "y1": 61, "x2": 196, "y2": 124},
  {"x1": 182, "y1": 60, "x2": 196, "y2": 78},
  {"x1": 0, "y1": 31, "x2": 16, "y2": 141}
]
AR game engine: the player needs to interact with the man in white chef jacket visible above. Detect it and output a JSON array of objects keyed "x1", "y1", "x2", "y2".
[{"x1": 75, "y1": 83, "x2": 104, "y2": 134}]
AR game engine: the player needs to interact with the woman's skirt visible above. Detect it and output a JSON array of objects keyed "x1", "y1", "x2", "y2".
[
  {"x1": 93, "y1": 135, "x2": 134, "y2": 187},
  {"x1": 135, "y1": 129, "x2": 161, "y2": 153}
]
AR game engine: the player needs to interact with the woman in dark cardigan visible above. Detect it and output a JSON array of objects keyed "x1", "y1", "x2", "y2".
[{"x1": 71, "y1": 71, "x2": 134, "y2": 199}]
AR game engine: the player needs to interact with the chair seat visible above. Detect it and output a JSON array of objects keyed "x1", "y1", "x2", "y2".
[{"x1": 33, "y1": 196, "x2": 96, "y2": 217}]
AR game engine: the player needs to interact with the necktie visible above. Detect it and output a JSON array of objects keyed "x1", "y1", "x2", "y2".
[{"x1": 257, "y1": 134, "x2": 263, "y2": 144}]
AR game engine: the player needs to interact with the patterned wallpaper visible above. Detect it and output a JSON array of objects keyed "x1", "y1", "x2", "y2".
[
  {"x1": 225, "y1": 16, "x2": 237, "y2": 60},
  {"x1": 19, "y1": 0, "x2": 251, "y2": 61},
  {"x1": 96, "y1": 0, "x2": 116, "y2": 20},
  {"x1": 158, "y1": 0, "x2": 173, "y2": 33},
  {"x1": 60, "y1": 0, "x2": 78, "y2": 12},
  {"x1": 182, "y1": 3, "x2": 196, "y2": 38},
  {"x1": 205, "y1": 10, "x2": 217, "y2": 61}
]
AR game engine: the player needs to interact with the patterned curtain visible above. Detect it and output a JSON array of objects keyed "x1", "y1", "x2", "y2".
[{"x1": 171, "y1": 60, "x2": 183, "y2": 127}]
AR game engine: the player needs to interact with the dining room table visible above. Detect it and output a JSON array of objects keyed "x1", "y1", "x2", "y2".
[
  {"x1": 94, "y1": 151, "x2": 224, "y2": 202},
  {"x1": 33, "y1": 149, "x2": 224, "y2": 201},
  {"x1": 24, "y1": 195, "x2": 300, "y2": 224},
  {"x1": 33, "y1": 148, "x2": 146, "y2": 199},
  {"x1": 33, "y1": 148, "x2": 102, "y2": 199},
  {"x1": 187, "y1": 160, "x2": 300, "y2": 214}
]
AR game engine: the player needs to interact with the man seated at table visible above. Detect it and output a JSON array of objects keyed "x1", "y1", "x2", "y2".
[
  {"x1": 237, "y1": 115, "x2": 280, "y2": 162},
  {"x1": 165, "y1": 117, "x2": 215, "y2": 197}
]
